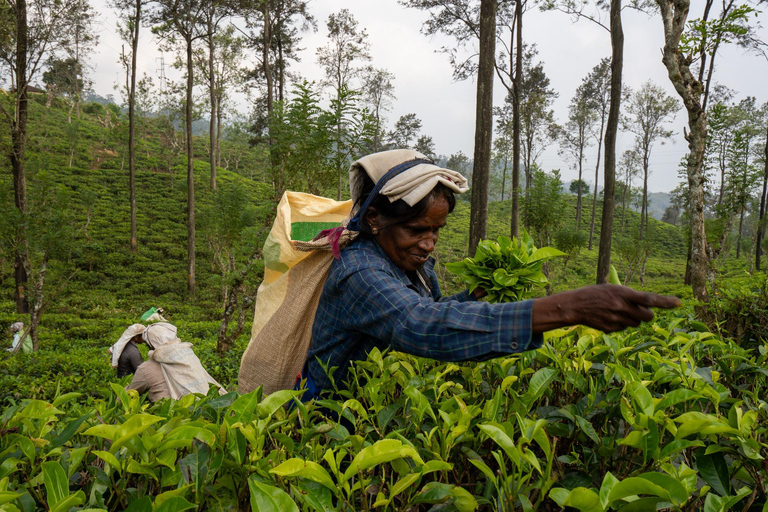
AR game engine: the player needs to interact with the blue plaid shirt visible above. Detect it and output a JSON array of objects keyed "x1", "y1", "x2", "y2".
[{"x1": 306, "y1": 236, "x2": 543, "y2": 394}]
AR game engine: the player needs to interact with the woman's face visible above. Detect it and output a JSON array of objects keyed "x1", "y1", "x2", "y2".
[{"x1": 369, "y1": 195, "x2": 449, "y2": 272}]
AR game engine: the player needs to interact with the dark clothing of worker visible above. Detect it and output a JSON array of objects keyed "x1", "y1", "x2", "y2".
[{"x1": 117, "y1": 340, "x2": 143, "y2": 378}]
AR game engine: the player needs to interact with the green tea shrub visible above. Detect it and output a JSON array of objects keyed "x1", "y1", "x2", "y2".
[
  {"x1": 1, "y1": 312, "x2": 766, "y2": 511},
  {"x1": 445, "y1": 232, "x2": 564, "y2": 302},
  {"x1": 705, "y1": 274, "x2": 768, "y2": 346}
]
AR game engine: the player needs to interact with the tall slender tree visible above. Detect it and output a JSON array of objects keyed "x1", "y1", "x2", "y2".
[
  {"x1": 399, "y1": 0, "x2": 497, "y2": 254},
  {"x1": 756, "y1": 107, "x2": 768, "y2": 271},
  {"x1": 152, "y1": 0, "x2": 209, "y2": 297},
  {"x1": 558, "y1": 79, "x2": 597, "y2": 229},
  {"x1": 622, "y1": 81, "x2": 678, "y2": 240},
  {"x1": 655, "y1": 0, "x2": 762, "y2": 300},
  {"x1": 494, "y1": 0, "x2": 527, "y2": 237},
  {"x1": 0, "y1": 0, "x2": 73, "y2": 313},
  {"x1": 316, "y1": 9, "x2": 371, "y2": 200},
  {"x1": 113, "y1": 0, "x2": 147, "y2": 252},
  {"x1": 518, "y1": 47, "x2": 558, "y2": 190},
  {"x1": 467, "y1": 0, "x2": 497, "y2": 254},
  {"x1": 360, "y1": 66, "x2": 396, "y2": 152},
  {"x1": 596, "y1": 0, "x2": 623, "y2": 284},
  {"x1": 580, "y1": 58, "x2": 611, "y2": 251}
]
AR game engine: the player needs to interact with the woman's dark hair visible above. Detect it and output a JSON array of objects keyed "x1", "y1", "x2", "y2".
[{"x1": 356, "y1": 171, "x2": 456, "y2": 234}]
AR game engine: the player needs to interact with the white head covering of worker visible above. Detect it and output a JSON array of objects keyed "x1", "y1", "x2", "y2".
[
  {"x1": 109, "y1": 324, "x2": 146, "y2": 368},
  {"x1": 295, "y1": 149, "x2": 469, "y2": 256},
  {"x1": 142, "y1": 322, "x2": 225, "y2": 400}
]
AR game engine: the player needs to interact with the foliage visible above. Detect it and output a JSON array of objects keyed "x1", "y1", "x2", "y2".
[
  {"x1": 522, "y1": 167, "x2": 567, "y2": 246},
  {"x1": 2, "y1": 310, "x2": 768, "y2": 510},
  {"x1": 445, "y1": 232, "x2": 564, "y2": 302},
  {"x1": 704, "y1": 273, "x2": 768, "y2": 347}
]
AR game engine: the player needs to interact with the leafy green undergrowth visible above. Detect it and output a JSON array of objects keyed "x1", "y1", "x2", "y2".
[
  {"x1": 1, "y1": 312, "x2": 766, "y2": 511},
  {"x1": 0, "y1": 304, "x2": 249, "y2": 407}
]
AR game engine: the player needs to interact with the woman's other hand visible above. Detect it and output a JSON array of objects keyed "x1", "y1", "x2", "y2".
[{"x1": 532, "y1": 284, "x2": 681, "y2": 333}]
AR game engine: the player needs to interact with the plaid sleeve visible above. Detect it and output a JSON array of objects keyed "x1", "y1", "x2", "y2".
[
  {"x1": 440, "y1": 289, "x2": 476, "y2": 303},
  {"x1": 340, "y1": 266, "x2": 542, "y2": 362}
]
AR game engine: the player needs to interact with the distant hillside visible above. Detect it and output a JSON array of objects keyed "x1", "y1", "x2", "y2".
[{"x1": 564, "y1": 180, "x2": 672, "y2": 220}]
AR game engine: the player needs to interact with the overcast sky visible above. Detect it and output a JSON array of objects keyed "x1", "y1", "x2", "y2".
[{"x1": 88, "y1": 0, "x2": 768, "y2": 193}]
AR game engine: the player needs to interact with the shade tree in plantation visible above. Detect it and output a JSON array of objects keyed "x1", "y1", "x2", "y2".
[
  {"x1": 268, "y1": 81, "x2": 334, "y2": 195},
  {"x1": 558, "y1": 77, "x2": 598, "y2": 229},
  {"x1": 494, "y1": 0, "x2": 530, "y2": 237},
  {"x1": 706, "y1": 93, "x2": 741, "y2": 208},
  {"x1": 414, "y1": 135, "x2": 437, "y2": 160},
  {"x1": 194, "y1": 22, "x2": 246, "y2": 190},
  {"x1": 522, "y1": 166, "x2": 566, "y2": 249},
  {"x1": 316, "y1": 8, "x2": 371, "y2": 200},
  {"x1": 577, "y1": 58, "x2": 611, "y2": 251},
  {"x1": 756, "y1": 102, "x2": 768, "y2": 271},
  {"x1": 41, "y1": 57, "x2": 84, "y2": 107},
  {"x1": 197, "y1": 1, "x2": 237, "y2": 191},
  {"x1": 199, "y1": 183, "x2": 266, "y2": 353},
  {"x1": 706, "y1": 97, "x2": 765, "y2": 262},
  {"x1": 724, "y1": 97, "x2": 764, "y2": 259},
  {"x1": 58, "y1": 0, "x2": 97, "y2": 121},
  {"x1": 446, "y1": 151, "x2": 472, "y2": 200},
  {"x1": 0, "y1": 0, "x2": 81, "y2": 313},
  {"x1": 155, "y1": 79, "x2": 186, "y2": 188},
  {"x1": 241, "y1": 0, "x2": 315, "y2": 197},
  {"x1": 112, "y1": 0, "x2": 148, "y2": 253},
  {"x1": 492, "y1": 102, "x2": 514, "y2": 203},
  {"x1": 387, "y1": 113, "x2": 423, "y2": 149},
  {"x1": 518, "y1": 46, "x2": 558, "y2": 193},
  {"x1": 151, "y1": 0, "x2": 210, "y2": 297},
  {"x1": 360, "y1": 66, "x2": 396, "y2": 153},
  {"x1": 622, "y1": 80, "x2": 679, "y2": 241},
  {"x1": 0, "y1": 176, "x2": 77, "y2": 350},
  {"x1": 540, "y1": 0, "x2": 625, "y2": 285},
  {"x1": 399, "y1": 0, "x2": 497, "y2": 256},
  {"x1": 617, "y1": 147, "x2": 641, "y2": 233},
  {"x1": 655, "y1": 0, "x2": 764, "y2": 301}
]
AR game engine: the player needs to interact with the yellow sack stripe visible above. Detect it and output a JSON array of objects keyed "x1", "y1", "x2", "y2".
[{"x1": 239, "y1": 191, "x2": 352, "y2": 394}]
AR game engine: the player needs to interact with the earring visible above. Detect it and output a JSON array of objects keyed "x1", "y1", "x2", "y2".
[{"x1": 372, "y1": 228, "x2": 379, "y2": 234}]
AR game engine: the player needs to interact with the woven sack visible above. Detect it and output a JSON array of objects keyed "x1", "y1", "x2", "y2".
[{"x1": 238, "y1": 191, "x2": 352, "y2": 394}]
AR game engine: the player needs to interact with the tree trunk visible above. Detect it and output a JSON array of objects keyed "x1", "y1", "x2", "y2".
[
  {"x1": 588, "y1": 169, "x2": 598, "y2": 250},
  {"x1": 736, "y1": 206, "x2": 744, "y2": 258},
  {"x1": 501, "y1": 157, "x2": 507, "y2": 202},
  {"x1": 576, "y1": 142, "x2": 583, "y2": 228},
  {"x1": 262, "y1": 3, "x2": 281, "y2": 199},
  {"x1": 596, "y1": 0, "x2": 623, "y2": 284},
  {"x1": 29, "y1": 259, "x2": 47, "y2": 350},
  {"x1": 186, "y1": 39, "x2": 196, "y2": 298},
  {"x1": 588, "y1": 117, "x2": 606, "y2": 250},
  {"x1": 640, "y1": 152, "x2": 648, "y2": 240},
  {"x1": 468, "y1": 0, "x2": 496, "y2": 255},
  {"x1": 209, "y1": 17, "x2": 217, "y2": 191},
  {"x1": 129, "y1": 0, "x2": 141, "y2": 253},
  {"x1": 217, "y1": 249, "x2": 260, "y2": 353},
  {"x1": 216, "y1": 95, "x2": 223, "y2": 169},
  {"x1": 657, "y1": 0, "x2": 709, "y2": 301},
  {"x1": 755, "y1": 122, "x2": 768, "y2": 271},
  {"x1": 510, "y1": 0, "x2": 522, "y2": 238},
  {"x1": 12, "y1": 0, "x2": 29, "y2": 314}
]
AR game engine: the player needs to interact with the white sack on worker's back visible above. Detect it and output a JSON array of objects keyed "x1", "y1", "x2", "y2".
[{"x1": 143, "y1": 322, "x2": 225, "y2": 400}]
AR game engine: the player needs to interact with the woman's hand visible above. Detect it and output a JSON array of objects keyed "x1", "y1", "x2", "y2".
[{"x1": 532, "y1": 284, "x2": 681, "y2": 333}]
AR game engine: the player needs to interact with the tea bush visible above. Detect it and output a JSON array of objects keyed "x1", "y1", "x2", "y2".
[{"x1": 1, "y1": 312, "x2": 767, "y2": 511}]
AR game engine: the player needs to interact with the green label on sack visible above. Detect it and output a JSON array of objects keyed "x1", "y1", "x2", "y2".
[{"x1": 290, "y1": 222, "x2": 342, "y2": 242}]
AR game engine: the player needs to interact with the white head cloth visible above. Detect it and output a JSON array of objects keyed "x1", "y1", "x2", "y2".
[
  {"x1": 294, "y1": 149, "x2": 469, "y2": 254},
  {"x1": 349, "y1": 149, "x2": 469, "y2": 207},
  {"x1": 142, "y1": 322, "x2": 224, "y2": 400},
  {"x1": 109, "y1": 324, "x2": 146, "y2": 368}
]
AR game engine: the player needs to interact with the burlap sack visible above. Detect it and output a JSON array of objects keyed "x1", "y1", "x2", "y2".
[{"x1": 238, "y1": 191, "x2": 352, "y2": 395}]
